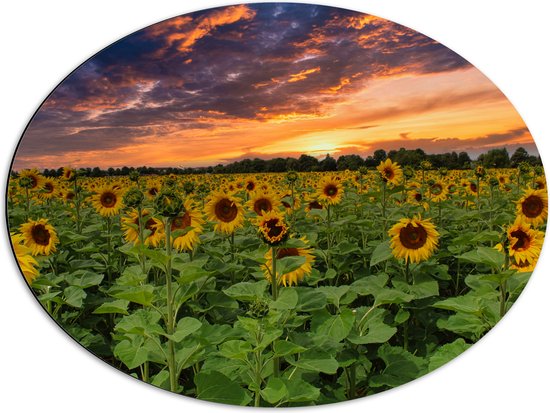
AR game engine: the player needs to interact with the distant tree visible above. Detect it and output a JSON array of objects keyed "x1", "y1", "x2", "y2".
[
  {"x1": 457, "y1": 152, "x2": 472, "y2": 169},
  {"x1": 478, "y1": 148, "x2": 510, "y2": 168},
  {"x1": 510, "y1": 147, "x2": 530, "y2": 167},
  {"x1": 336, "y1": 154, "x2": 363, "y2": 170},
  {"x1": 297, "y1": 154, "x2": 319, "y2": 171},
  {"x1": 319, "y1": 154, "x2": 337, "y2": 171},
  {"x1": 373, "y1": 149, "x2": 387, "y2": 164}
]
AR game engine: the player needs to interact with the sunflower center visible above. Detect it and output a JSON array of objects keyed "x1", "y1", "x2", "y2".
[
  {"x1": 30, "y1": 176, "x2": 38, "y2": 188},
  {"x1": 44, "y1": 183, "x2": 54, "y2": 193},
  {"x1": 510, "y1": 229, "x2": 531, "y2": 250},
  {"x1": 470, "y1": 183, "x2": 478, "y2": 193},
  {"x1": 254, "y1": 198, "x2": 272, "y2": 215},
  {"x1": 383, "y1": 167, "x2": 394, "y2": 180},
  {"x1": 431, "y1": 184, "x2": 443, "y2": 195},
  {"x1": 100, "y1": 192, "x2": 117, "y2": 208},
  {"x1": 265, "y1": 218, "x2": 284, "y2": 238},
  {"x1": 309, "y1": 201, "x2": 323, "y2": 210},
  {"x1": 246, "y1": 182, "x2": 255, "y2": 191},
  {"x1": 324, "y1": 184, "x2": 338, "y2": 197},
  {"x1": 145, "y1": 218, "x2": 157, "y2": 235},
  {"x1": 414, "y1": 193, "x2": 422, "y2": 202},
  {"x1": 399, "y1": 224, "x2": 428, "y2": 249},
  {"x1": 215, "y1": 198, "x2": 238, "y2": 222},
  {"x1": 277, "y1": 247, "x2": 299, "y2": 259},
  {"x1": 31, "y1": 224, "x2": 51, "y2": 246},
  {"x1": 66, "y1": 192, "x2": 75, "y2": 200},
  {"x1": 148, "y1": 187, "x2": 158, "y2": 196},
  {"x1": 522, "y1": 195, "x2": 544, "y2": 218},
  {"x1": 172, "y1": 212, "x2": 191, "y2": 231}
]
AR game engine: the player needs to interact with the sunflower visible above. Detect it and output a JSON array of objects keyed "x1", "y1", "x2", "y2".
[
  {"x1": 205, "y1": 191, "x2": 245, "y2": 234},
  {"x1": 263, "y1": 238, "x2": 315, "y2": 286},
  {"x1": 534, "y1": 176, "x2": 546, "y2": 191},
  {"x1": 244, "y1": 177, "x2": 257, "y2": 193},
  {"x1": 506, "y1": 217, "x2": 544, "y2": 270},
  {"x1": 388, "y1": 216, "x2": 439, "y2": 263},
  {"x1": 19, "y1": 218, "x2": 59, "y2": 256},
  {"x1": 171, "y1": 200, "x2": 204, "y2": 252},
  {"x1": 145, "y1": 181, "x2": 161, "y2": 200},
  {"x1": 516, "y1": 188, "x2": 548, "y2": 227},
  {"x1": 465, "y1": 180, "x2": 479, "y2": 196},
  {"x1": 377, "y1": 159, "x2": 403, "y2": 185},
  {"x1": 18, "y1": 169, "x2": 43, "y2": 190},
  {"x1": 247, "y1": 190, "x2": 281, "y2": 216},
  {"x1": 257, "y1": 210, "x2": 289, "y2": 245},
  {"x1": 90, "y1": 185, "x2": 124, "y2": 217},
  {"x1": 429, "y1": 181, "x2": 447, "y2": 202},
  {"x1": 11, "y1": 233, "x2": 40, "y2": 284},
  {"x1": 62, "y1": 167, "x2": 76, "y2": 181},
  {"x1": 121, "y1": 209, "x2": 164, "y2": 247},
  {"x1": 40, "y1": 178, "x2": 58, "y2": 200},
  {"x1": 316, "y1": 175, "x2": 344, "y2": 205}
]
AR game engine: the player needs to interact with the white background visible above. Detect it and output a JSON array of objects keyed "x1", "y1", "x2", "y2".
[{"x1": 1, "y1": 0, "x2": 549, "y2": 411}]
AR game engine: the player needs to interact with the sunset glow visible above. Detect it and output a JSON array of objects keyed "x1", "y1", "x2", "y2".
[{"x1": 13, "y1": 3, "x2": 536, "y2": 170}]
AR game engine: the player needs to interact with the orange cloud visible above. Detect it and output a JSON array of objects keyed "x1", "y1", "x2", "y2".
[
  {"x1": 158, "y1": 5, "x2": 256, "y2": 53},
  {"x1": 288, "y1": 67, "x2": 321, "y2": 83}
]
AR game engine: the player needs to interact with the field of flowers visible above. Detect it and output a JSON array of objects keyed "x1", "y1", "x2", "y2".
[{"x1": 7, "y1": 160, "x2": 547, "y2": 406}]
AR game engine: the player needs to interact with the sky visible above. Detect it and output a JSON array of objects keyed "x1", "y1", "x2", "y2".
[{"x1": 13, "y1": 2, "x2": 537, "y2": 170}]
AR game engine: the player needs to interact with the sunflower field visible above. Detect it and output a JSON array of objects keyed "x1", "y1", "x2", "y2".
[{"x1": 7, "y1": 160, "x2": 547, "y2": 406}]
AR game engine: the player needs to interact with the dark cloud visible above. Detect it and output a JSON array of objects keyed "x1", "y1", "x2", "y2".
[{"x1": 15, "y1": 3, "x2": 501, "y2": 165}]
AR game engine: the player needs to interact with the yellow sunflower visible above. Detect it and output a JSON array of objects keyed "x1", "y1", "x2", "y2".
[
  {"x1": 316, "y1": 175, "x2": 344, "y2": 205},
  {"x1": 19, "y1": 218, "x2": 59, "y2": 256},
  {"x1": 90, "y1": 185, "x2": 124, "y2": 217},
  {"x1": 534, "y1": 176, "x2": 546, "y2": 191},
  {"x1": 388, "y1": 216, "x2": 439, "y2": 263},
  {"x1": 516, "y1": 188, "x2": 548, "y2": 227},
  {"x1": 247, "y1": 190, "x2": 281, "y2": 216},
  {"x1": 18, "y1": 169, "x2": 43, "y2": 190},
  {"x1": 205, "y1": 191, "x2": 245, "y2": 234},
  {"x1": 429, "y1": 181, "x2": 447, "y2": 202},
  {"x1": 257, "y1": 210, "x2": 289, "y2": 245},
  {"x1": 62, "y1": 167, "x2": 76, "y2": 181},
  {"x1": 244, "y1": 177, "x2": 257, "y2": 193},
  {"x1": 377, "y1": 159, "x2": 403, "y2": 186},
  {"x1": 11, "y1": 233, "x2": 40, "y2": 284},
  {"x1": 263, "y1": 238, "x2": 315, "y2": 286},
  {"x1": 40, "y1": 178, "x2": 58, "y2": 200},
  {"x1": 145, "y1": 181, "x2": 161, "y2": 200},
  {"x1": 506, "y1": 217, "x2": 544, "y2": 271},
  {"x1": 121, "y1": 209, "x2": 164, "y2": 247},
  {"x1": 171, "y1": 199, "x2": 204, "y2": 252}
]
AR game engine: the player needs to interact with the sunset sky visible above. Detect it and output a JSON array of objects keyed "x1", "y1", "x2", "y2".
[{"x1": 13, "y1": 3, "x2": 537, "y2": 170}]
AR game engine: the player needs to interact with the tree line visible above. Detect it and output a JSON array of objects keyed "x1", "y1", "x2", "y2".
[{"x1": 30, "y1": 147, "x2": 540, "y2": 177}]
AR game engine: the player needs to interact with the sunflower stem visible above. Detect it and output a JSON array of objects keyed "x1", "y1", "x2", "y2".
[
  {"x1": 382, "y1": 181, "x2": 387, "y2": 236},
  {"x1": 106, "y1": 216, "x2": 112, "y2": 284},
  {"x1": 73, "y1": 175, "x2": 82, "y2": 234},
  {"x1": 271, "y1": 247, "x2": 280, "y2": 378},
  {"x1": 24, "y1": 187, "x2": 30, "y2": 220},
  {"x1": 164, "y1": 218, "x2": 178, "y2": 393}
]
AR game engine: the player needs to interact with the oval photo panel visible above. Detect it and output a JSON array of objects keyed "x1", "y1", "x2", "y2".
[{"x1": 7, "y1": 2, "x2": 546, "y2": 407}]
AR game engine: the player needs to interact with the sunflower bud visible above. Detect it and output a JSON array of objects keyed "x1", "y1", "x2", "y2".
[
  {"x1": 489, "y1": 177, "x2": 499, "y2": 187},
  {"x1": 183, "y1": 181, "x2": 195, "y2": 195},
  {"x1": 18, "y1": 176, "x2": 34, "y2": 189},
  {"x1": 420, "y1": 160, "x2": 432, "y2": 171},
  {"x1": 519, "y1": 162, "x2": 531, "y2": 174},
  {"x1": 129, "y1": 171, "x2": 140, "y2": 182},
  {"x1": 123, "y1": 188, "x2": 144, "y2": 209},
  {"x1": 474, "y1": 165, "x2": 486, "y2": 178},
  {"x1": 154, "y1": 191, "x2": 185, "y2": 217},
  {"x1": 403, "y1": 166, "x2": 415, "y2": 179},
  {"x1": 438, "y1": 167, "x2": 448, "y2": 177},
  {"x1": 286, "y1": 171, "x2": 298, "y2": 183}
]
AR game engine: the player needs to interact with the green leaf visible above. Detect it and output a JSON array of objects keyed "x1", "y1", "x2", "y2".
[
  {"x1": 349, "y1": 308, "x2": 397, "y2": 344},
  {"x1": 295, "y1": 288, "x2": 327, "y2": 311},
  {"x1": 270, "y1": 288, "x2": 298, "y2": 310},
  {"x1": 315, "y1": 308, "x2": 355, "y2": 342},
  {"x1": 436, "y1": 313, "x2": 487, "y2": 338},
  {"x1": 114, "y1": 337, "x2": 149, "y2": 369},
  {"x1": 317, "y1": 285, "x2": 350, "y2": 307},
  {"x1": 351, "y1": 273, "x2": 389, "y2": 296},
  {"x1": 277, "y1": 255, "x2": 307, "y2": 276},
  {"x1": 219, "y1": 340, "x2": 252, "y2": 361},
  {"x1": 112, "y1": 285, "x2": 155, "y2": 306},
  {"x1": 65, "y1": 271, "x2": 104, "y2": 288},
  {"x1": 374, "y1": 289, "x2": 414, "y2": 306},
  {"x1": 370, "y1": 241, "x2": 393, "y2": 267},
  {"x1": 224, "y1": 280, "x2": 268, "y2": 302},
  {"x1": 150, "y1": 371, "x2": 170, "y2": 390},
  {"x1": 288, "y1": 350, "x2": 339, "y2": 374},
  {"x1": 433, "y1": 295, "x2": 483, "y2": 314},
  {"x1": 283, "y1": 378, "x2": 320, "y2": 402},
  {"x1": 428, "y1": 339, "x2": 471, "y2": 372},
  {"x1": 195, "y1": 371, "x2": 252, "y2": 406},
  {"x1": 93, "y1": 299, "x2": 129, "y2": 315},
  {"x1": 273, "y1": 340, "x2": 307, "y2": 357},
  {"x1": 63, "y1": 286, "x2": 86, "y2": 308},
  {"x1": 261, "y1": 377, "x2": 288, "y2": 404},
  {"x1": 115, "y1": 309, "x2": 163, "y2": 337},
  {"x1": 370, "y1": 345, "x2": 427, "y2": 388},
  {"x1": 165, "y1": 317, "x2": 202, "y2": 343},
  {"x1": 459, "y1": 246, "x2": 504, "y2": 269}
]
